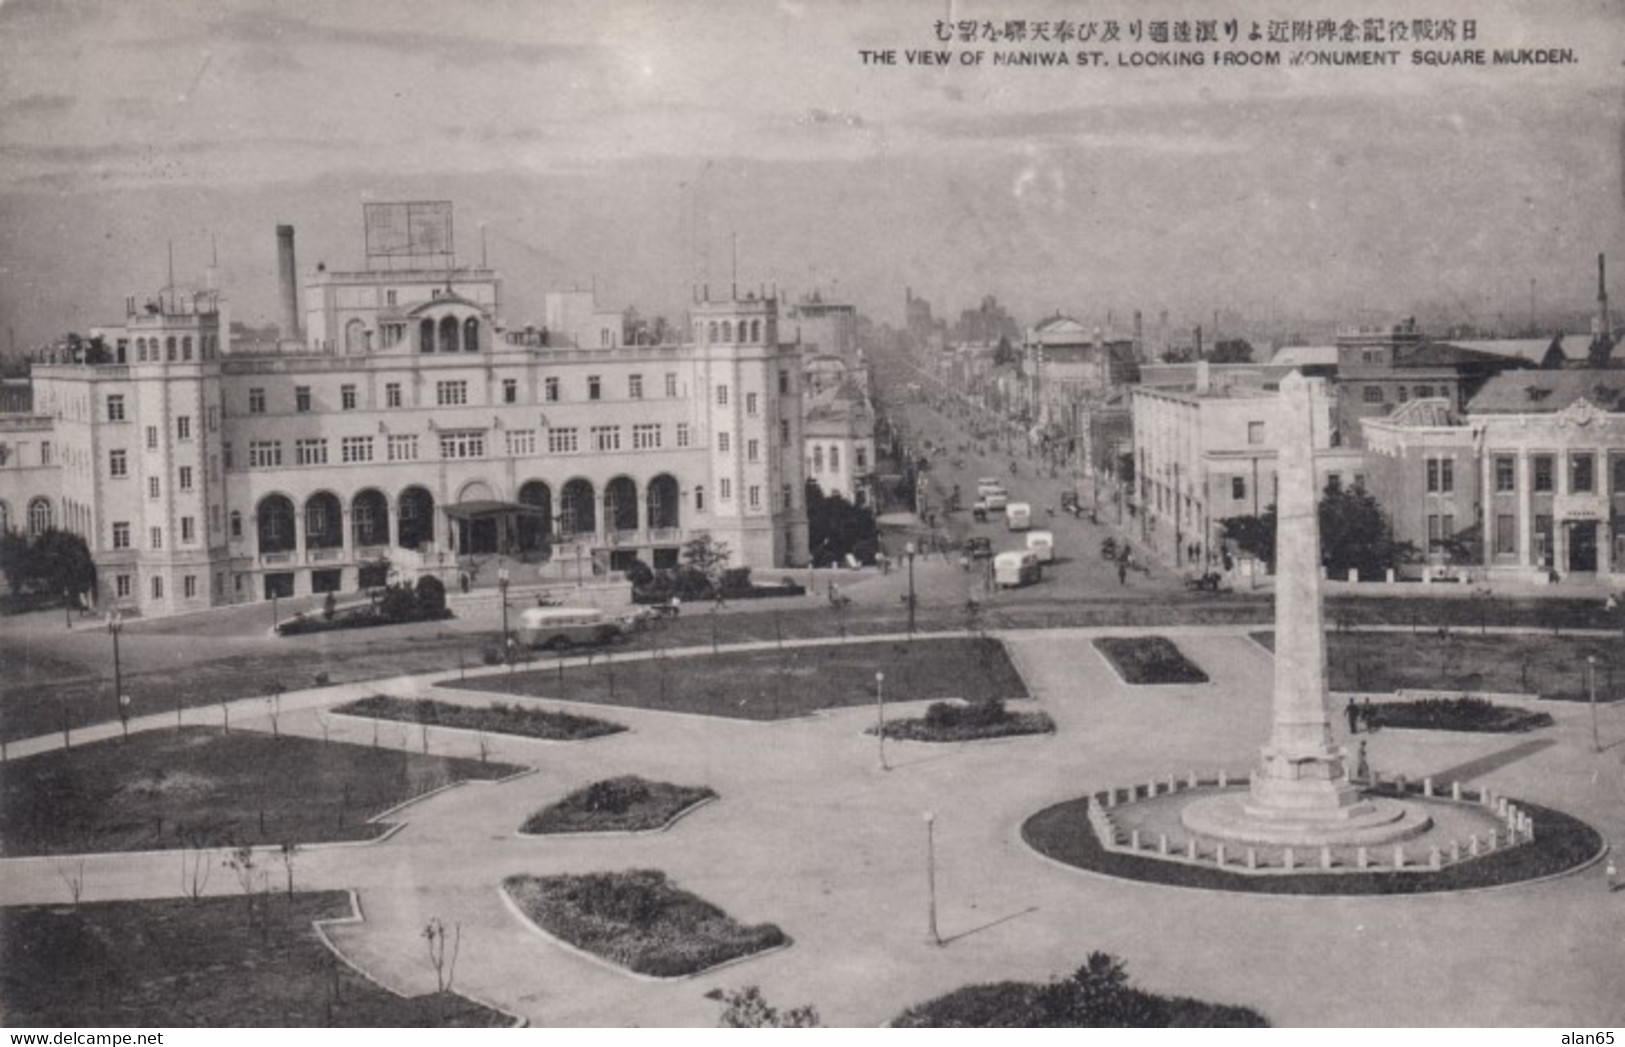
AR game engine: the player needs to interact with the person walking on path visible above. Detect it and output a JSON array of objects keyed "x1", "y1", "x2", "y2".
[
  {"x1": 1355, "y1": 740, "x2": 1371, "y2": 784},
  {"x1": 1608, "y1": 857, "x2": 1619, "y2": 893},
  {"x1": 1361, "y1": 697, "x2": 1376, "y2": 732},
  {"x1": 1118, "y1": 559, "x2": 1128, "y2": 587},
  {"x1": 1345, "y1": 698, "x2": 1360, "y2": 735}
]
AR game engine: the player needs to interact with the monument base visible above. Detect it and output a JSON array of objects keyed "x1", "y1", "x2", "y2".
[{"x1": 1180, "y1": 790, "x2": 1433, "y2": 847}]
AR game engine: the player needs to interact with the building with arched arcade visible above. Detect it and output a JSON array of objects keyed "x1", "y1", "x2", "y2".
[{"x1": 19, "y1": 218, "x2": 808, "y2": 617}]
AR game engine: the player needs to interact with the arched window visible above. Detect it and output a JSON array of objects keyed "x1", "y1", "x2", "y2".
[
  {"x1": 707, "y1": 321, "x2": 718, "y2": 342},
  {"x1": 721, "y1": 321, "x2": 733, "y2": 343},
  {"x1": 27, "y1": 497, "x2": 52, "y2": 535},
  {"x1": 438, "y1": 315, "x2": 461, "y2": 353},
  {"x1": 463, "y1": 317, "x2": 480, "y2": 353},
  {"x1": 352, "y1": 489, "x2": 390, "y2": 547},
  {"x1": 166, "y1": 336, "x2": 177, "y2": 362},
  {"x1": 256, "y1": 495, "x2": 295, "y2": 554},
  {"x1": 181, "y1": 336, "x2": 193, "y2": 361},
  {"x1": 604, "y1": 476, "x2": 638, "y2": 533},
  {"x1": 518, "y1": 481, "x2": 552, "y2": 552},
  {"x1": 752, "y1": 320, "x2": 762, "y2": 342},
  {"x1": 694, "y1": 485, "x2": 705, "y2": 512},
  {"x1": 560, "y1": 479, "x2": 596, "y2": 536},
  {"x1": 398, "y1": 486, "x2": 436, "y2": 547},
  {"x1": 135, "y1": 338, "x2": 146, "y2": 362},
  {"x1": 229, "y1": 510, "x2": 242, "y2": 539},
  {"x1": 647, "y1": 475, "x2": 679, "y2": 530}
]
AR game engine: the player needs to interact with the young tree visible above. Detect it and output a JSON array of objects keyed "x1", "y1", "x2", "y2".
[
  {"x1": 423, "y1": 917, "x2": 461, "y2": 994},
  {"x1": 681, "y1": 532, "x2": 732, "y2": 592},
  {"x1": 711, "y1": 986, "x2": 822, "y2": 1028}
]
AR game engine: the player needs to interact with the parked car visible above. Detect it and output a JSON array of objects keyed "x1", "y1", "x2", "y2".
[
  {"x1": 976, "y1": 477, "x2": 1002, "y2": 497},
  {"x1": 966, "y1": 536, "x2": 994, "y2": 559}
]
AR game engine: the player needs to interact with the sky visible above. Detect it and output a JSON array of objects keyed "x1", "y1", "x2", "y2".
[{"x1": 1, "y1": 0, "x2": 1622, "y2": 348}]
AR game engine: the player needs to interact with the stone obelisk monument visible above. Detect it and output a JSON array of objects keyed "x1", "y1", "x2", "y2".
[{"x1": 1182, "y1": 371, "x2": 1428, "y2": 845}]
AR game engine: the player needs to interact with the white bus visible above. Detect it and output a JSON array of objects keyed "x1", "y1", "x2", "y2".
[
  {"x1": 517, "y1": 607, "x2": 626, "y2": 650},
  {"x1": 993, "y1": 550, "x2": 1041, "y2": 588},
  {"x1": 1005, "y1": 502, "x2": 1032, "y2": 531}
]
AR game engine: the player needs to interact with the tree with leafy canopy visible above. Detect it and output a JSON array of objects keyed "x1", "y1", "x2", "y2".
[
  {"x1": 805, "y1": 480, "x2": 879, "y2": 566},
  {"x1": 1220, "y1": 483, "x2": 1415, "y2": 581},
  {"x1": 0, "y1": 528, "x2": 97, "y2": 600}
]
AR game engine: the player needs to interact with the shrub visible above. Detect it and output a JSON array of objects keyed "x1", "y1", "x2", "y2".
[
  {"x1": 623, "y1": 558, "x2": 655, "y2": 588},
  {"x1": 377, "y1": 584, "x2": 419, "y2": 622},
  {"x1": 415, "y1": 575, "x2": 447, "y2": 615},
  {"x1": 583, "y1": 777, "x2": 651, "y2": 814},
  {"x1": 1368, "y1": 696, "x2": 1553, "y2": 733},
  {"x1": 522, "y1": 777, "x2": 714, "y2": 834},
  {"x1": 720, "y1": 567, "x2": 753, "y2": 594},
  {"x1": 481, "y1": 647, "x2": 503, "y2": 666}
]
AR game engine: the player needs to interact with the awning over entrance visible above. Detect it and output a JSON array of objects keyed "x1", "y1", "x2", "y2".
[{"x1": 441, "y1": 500, "x2": 547, "y2": 520}]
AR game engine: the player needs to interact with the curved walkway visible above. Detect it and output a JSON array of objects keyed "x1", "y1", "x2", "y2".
[{"x1": 2, "y1": 626, "x2": 1622, "y2": 1027}]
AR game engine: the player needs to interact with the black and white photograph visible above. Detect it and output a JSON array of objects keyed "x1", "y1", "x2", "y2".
[{"x1": 0, "y1": 0, "x2": 1622, "y2": 1031}]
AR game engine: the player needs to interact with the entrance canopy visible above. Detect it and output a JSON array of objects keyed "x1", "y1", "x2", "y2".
[{"x1": 442, "y1": 500, "x2": 547, "y2": 520}]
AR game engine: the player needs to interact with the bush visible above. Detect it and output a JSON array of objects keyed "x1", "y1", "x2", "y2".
[
  {"x1": 720, "y1": 567, "x2": 753, "y2": 594},
  {"x1": 377, "y1": 584, "x2": 419, "y2": 622},
  {"x1": 623, "y1": 558, "x2": 655, "y2": 588},
  {"x1": 481, "y1": 647, "x2": 503, "y2": 666},
  {"x1": 415, "y1": 575, "x2": 447, "y2": 615},
  {"x1": 522, "y1": 777, "x2": 714, "y2": 834},
  {"x1": 1368, "y1": 696, "x2": 1553, "y2": 733},
  {"x1": 584, "y1": 777, "x2": 651, "y2": 814}
]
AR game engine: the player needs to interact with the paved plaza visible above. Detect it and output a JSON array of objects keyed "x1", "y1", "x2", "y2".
[{"x1": 2, "y1": 627, "x2": 1622, "y2": 1027}]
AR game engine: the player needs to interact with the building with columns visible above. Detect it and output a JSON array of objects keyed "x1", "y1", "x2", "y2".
[
  {"x1": 18, "y1": 213, "x2": 809, "y2": 618},
  {"x1": 1364, "y1": 369, "x2": 1625, "y2": 582}
]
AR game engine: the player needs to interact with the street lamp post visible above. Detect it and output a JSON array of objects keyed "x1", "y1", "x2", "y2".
[
  {"x1": 64, "y1": 589, "x2": 73, "y2": 630},
  {"x1": 498, "y1": 568, "x2": 512, "y2": 671},
  {"x1": 875, "y1": 671, "x2": 889, "y2": 771},
  {"x1": 904, "y1": 541, "x2": 917, "y2": 639},
  {"x1": 107, "y1": 611, "x2": 127, "y2": 740},
  {"x1": 924, "y1": 810, "x2": 941, "y2": 946},
  {"x1": 1588, "y1": 655, "x2": 1601, "y2": 753}
]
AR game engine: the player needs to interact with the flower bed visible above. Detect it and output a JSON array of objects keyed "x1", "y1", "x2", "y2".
[
  {"x1": 521, "y1": 777, "x2": 715, "y2": 834},
  {"x1": 275, "y1": 607, "x2": 452, "y2": 636},
  {"x1": 874, "y1": 699, "x2": 1054, "y2": 742},
  {"x1": 334, "y1": 695, "x2": 624, "y2": 741},
  {"x1": 1366, "y1": 696, "x2": 1552, "y2": 733},
  {"x1": 502, "y1": 870, "x2": 787, "y2": 977},
  {"x1": 892, "y1": 952, "x2": 1268, "y2": 1027},
  {"x1": 1093, "y1": 636, "x2": 1209, "y2": 684}
]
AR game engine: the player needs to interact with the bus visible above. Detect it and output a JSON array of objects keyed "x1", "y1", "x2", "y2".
[
  {"x1": 517, "y1": 607, "x2": 626, "y2": 650},
  {"x1": 993, "y1": 550, "x2": 1041, "y2": 588},
  {"x1": 1005, "y1": 502, "x2": 1032, "y2": 531}
]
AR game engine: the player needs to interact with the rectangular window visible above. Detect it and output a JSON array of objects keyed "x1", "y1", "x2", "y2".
[
  {"x1": 386, "y1": 383, "x2": 402, "y2": 408},
  {"x1": 295, "y1": 439, "x2": 328, "y2": 466},
  {"x1": 1427, "y1": 514, "x2": 1441, "y2": 543},
  {"x1": 341, "y1": 385, "x2": 357, "y2": 410},
  {"x1": 386, "y1": 289, "x2": 397, "y2": 306},
  {"x1": 1570, "y1": 453, "x2": 1595, "y2": 494},
  {"x1": 505, "y1": 430, "x2": 536, "y2": 456},
  {"x1": 856, "y1": 447, "x2": 867, "y2": 470},
  {"x1": 151, "y1": 576, "x2": 164, "y2": 600},
  {"x1": 588, "y1": 376, "x2": 602, "y2": 400},
  {"x1": 109, "y1": 449, "x2": 128, "y2": 477},
  {"x1": 206, "y1": 406, "x2": 218, "y2": 431},
  {"x1": 746, "y1": 392, "x2": 759, "y2": 415},
  {"x1": 249, "y1": 441, "x2": 282, "y2": 468},
  {"x1": 148, "y1": 477, "x2": 160, "y2": 499},
  {"x1": 295, "y1": 386, "x2": 311, "y2": 412},
  {"x1": 747, "y1": 438, "x2": 760, "y2": 462},
  {"x1": 1362, "y1": 386, "x2": 1383, "y2": 404},
  {"x1": 1326, "y1": 473, "x2": 1342, "y2": 493},
  {"x1": 503, "y1": 378, "x2": 518, "y2": 404},
  {"x1": 1533, "y1": 455, "x2": 1554, "y2": 492},
  {"x1": 829, "y1": 446, "x2": 840, "y2": 471},
  {"x1": 181, "y1": 517, "x2": 196, "y2": 544},
  {"x1": 1496, "y1": 514, "x2": 1516, "y2": 555},
  {"x1": 184, "y1": 575, "x2": 197, "y2": 598},
  {"x1": 112, "y1": 522, "x2": 130, "y2": 549},
  {"x1": 592, "y1": 426, "x2": 621, "y2": 452},
  {"x1": 1495, "y1": 457, "x2": 1515, "y2": 493},
  {"x1": 629, "y1": 374, "x2": 643, "y2": 399},
  {"x1": 548, "y1": 428, "x2": 579, "y2": 454},
  {"x1": 150, "y1": 526, "x2": 163, "y2": 550},
  {"x1": 778, "y1": 370, "x2": 790, "y2": 395},
  {"x1": 633, "y1": 424, "x2": 661, "y2": 450},
  {"x1": 341, "y1": 436, "x2": 374, "y2": 463},
  {"x1": 178, "y1": 465, "x2": 193, "y2": 491},
  {"x1": 439, "y1": 431, "x2": 486, "y2": 459},
  {"x1": 116, "y1": 574, "x2": 131, "y2": 598},
  {"x1": 719, "y1": 477, "x2": 732, "y2": 500},
  {"x1": 106, "y1": 395, "x2": 125, "y2": 422},
  {"x1": 718, "y1": 431, "x2": 730, "y2": 453},
  {"x1": 1397, "y1": 386, "x2": 1409, "y2": 403},
  {"x1": 665, "y1": 373, "x2": 678, "y2": 397},
  {"x1": 1441, "y1": 458, "x2": 1453, "y2": 493},
  {"x1": 147, "y1": 426, "x2": 159, "y2": 449},
  {"x1": 783, "y1": 483, "x2": 793, "y2": 510},
  {"x1": 40, "y1": 440, "x2": 51, "y2": 465},
  {"x1": 1247, "y1": 421, "x2": 1264, "y2": 445},
  {"x1": 248, "y1": 388, "x2": 265, "y2": 414},
  {"x1": 716, "y1": 384, "x2": 729, "y2": 406},
  {"x1": 436, "y1": 380, "x2": 468, "y2": 406},
  {"x1": 780, "y1": 419, "x2": 791, "y2": 444},
  {"x1": 748, "y1": 485, "x2": 760, "y2": 509},
  {"x1": 545, "y1": 377, "x2": 560, "y2": 402},
  {"x1": 1443, "y1": 513, "x2": 1455, "y2": 538},
  {"x1": 1232, "y1": 476, "x2": 1246, "y2": 500},
  {"x1": 676, "y1": 423, "x2": 691, "y2": 448},
  {"x1": 387, "y1": 435, "x2": 419, "y2": 462}
]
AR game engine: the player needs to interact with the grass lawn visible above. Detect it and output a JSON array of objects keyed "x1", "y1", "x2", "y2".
[
  {"x1": 335, "y1": 695, "x2": 625, "y2": 741},
  {"x1": 875, "y1": 699, "x2": 1055, "y2": 742},
  {"x1": 1251, "y1": 631, "x2": 1625, "y2": 702},
  {"x1": 460, "y1": 636, "x2": 1028, "y2": 721},
  {"x1": 1022, "y1": 789, "x2": 1603, "y2": 896},
  {"x1": 503, "y1": 870, "x2": 787, "y2": 977},
  {"x1": 1093, "y1": 637, "x2": 1209, "y2": 685},
  {"x1": 0, "y1": 727, "x2": 525, "y2": 857},
  {"x1": 0, "y1": 893, "x2": 509, "y2": 1027},
  {"x1": 521, "y1": 776, "x2": 715, "y2": 834}
]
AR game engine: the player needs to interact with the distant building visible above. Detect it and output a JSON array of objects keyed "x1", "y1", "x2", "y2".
[
  {"x1": 1025, "y1": 315, "x2": 1139, "y2": 429},
  {"x1": 803, "y1": 376, "x2": 876, "y2": 508}
]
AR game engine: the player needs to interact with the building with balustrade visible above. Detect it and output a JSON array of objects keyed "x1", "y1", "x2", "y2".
[{"x1": 17, "y1": 217, "x2": 808, "y2": 617}]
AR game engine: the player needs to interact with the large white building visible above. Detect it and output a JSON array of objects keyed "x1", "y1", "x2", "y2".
[{"x1": 15, "y1": 214, "x2": 809, "y2": 617}]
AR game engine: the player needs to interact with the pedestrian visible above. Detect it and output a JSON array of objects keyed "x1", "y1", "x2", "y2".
[
  {"x1": 1118, "y1": 560, "x2": 1128, "y2": 587},
  {"x1": 1355, "y1": 739, "x2": 1370, "y2": 783},
  {"x1": 1345, "y1": 697, "x2": 1360, "y2": 735},
  {"x1": 1608, "y1": 857, "x2": 1619, "y2": 892},
  {"x1": 1361, "y1": 697, "x2": 1376, "y2": 733}
]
